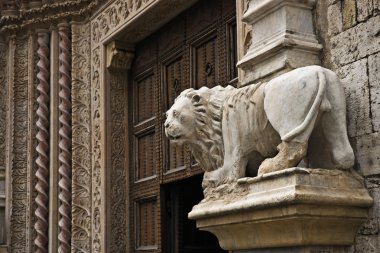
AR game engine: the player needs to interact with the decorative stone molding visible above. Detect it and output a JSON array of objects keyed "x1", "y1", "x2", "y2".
[
  {"x1": 106, "y1": 41, "x2": 134, "y2": 72},
  {"x1": 237, "y1": 0, "x2": 322, "y2": 84},
  {"x1": 0, "y1": 0, "x2": 100, "y2": 33},
  {"x1": 71, "y1": 21, "x2": 92, "y2": 253},
  {"x1": 57, "y1": 22, "x2": 72, "y2": 253},
  {"x1": 10, "y1": 34, "x2": 29, "y2": 252},
  {"x1": 90, "y1": 44, "x2": 102, "y2": 253},
  {"x1": 91, "y1": 0, "x2": 156, "y2": 45},
  {"x1": 0, "y1": 36, "x2": 8, "y2": 248},
  {"x1": 189, "y1": 168, "x2": 373, "y2": 252}
]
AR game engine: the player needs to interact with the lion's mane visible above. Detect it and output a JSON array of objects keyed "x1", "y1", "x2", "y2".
[{"x1": 177, "y1": 86, "x2": 234, "y2": 171}]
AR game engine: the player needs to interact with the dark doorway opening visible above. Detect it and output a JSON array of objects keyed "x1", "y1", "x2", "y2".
[{"x1": 162, "y1": 175, "x2": 226, "y2": 253}]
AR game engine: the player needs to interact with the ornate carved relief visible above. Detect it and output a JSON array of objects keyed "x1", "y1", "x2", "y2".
[
  {"x1": 91, "y1": 45, "x2": 102, "y2": 253},
  {"x1": 0, "y1": 0, "x2": 100, "y2": 33},
  {"x1": 0, "y1": 35, "x2": 8, "y2": 247},
  {"x1": 10, "y1": 35, "x2": 29, "y2": 252},
  {"x1": 0, "y1": 38, "x2": 7, "y2": 178},
  {"x1": 91, "y1": 0, "x2": 156, "y2": 45},
  {"x1": 58, "y1": 23, "x2": 72, "y2": 253},
  {"x1": 35, "y1": 30, "x2": 50, "y2": 253},
  {"x1": 109, "y1": 73, "x2": 128, "y2": 253},
  {"x1": 71, "y1": 22, "x2": 92, "y2": 253}
]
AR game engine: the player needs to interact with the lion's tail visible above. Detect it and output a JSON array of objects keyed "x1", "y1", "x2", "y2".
[{"x1": 282, "y1": 68, "x2": 330, "y2": 142}]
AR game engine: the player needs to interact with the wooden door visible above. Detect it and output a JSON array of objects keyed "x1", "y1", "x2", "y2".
[{"x1": 129, "y1": 1, "x2": 236, "y2": 252}]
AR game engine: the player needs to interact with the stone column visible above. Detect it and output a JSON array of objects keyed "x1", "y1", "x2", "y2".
[
  {"x1": 237, "y1": 0, "x2": 322, "y2": 84},
  {"x1": 57, "y1": 22, "x2": 72, "y2": 253},
  {"x1": 34, "y1": 29, "x2": 50, "y2": 253}
]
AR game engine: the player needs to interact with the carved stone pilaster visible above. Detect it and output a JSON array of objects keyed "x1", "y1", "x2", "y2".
[
  {"x1": 0, "y1": 36, "x2": 8, "y2": 247},
  {"x1": 9, "y1": 34, "x2": 31, "y2": 252},
  {"x1": 57, "y1": 22, "x2": 72, "y2": 253},
  {"x1": 71, "y1": 21, "x2": 92, "y2": 253},
  {"x1": 91, "y1": 44, "x2": 102, "y2": 253},
  {"x1": 106, "y1": 40, "x2": 134, "y2": 252},
  {"x1": 35, "y1": 30, "x2": 50, "y2": 253},
  {"x1": 237, "y1": 0, "x2": 322, "y2": 84}
]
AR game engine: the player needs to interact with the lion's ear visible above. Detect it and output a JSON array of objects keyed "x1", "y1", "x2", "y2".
[{"x1": 191, "y1": 94, "x2": 201, "y2": 104}]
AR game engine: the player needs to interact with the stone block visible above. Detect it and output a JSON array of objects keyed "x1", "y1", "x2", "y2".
[
  {"x1": 343, "y1": 0, "x2": 357, "y2": 29},
  {"x1": 339, "y1": 59, "x2": 372, "y2": 137},
  {"x1": 237, "y1": 0, "x2": 321, "y2": 83},
  {"x1": 368, "y1": 186, "x2": 380, "y2": 217},
  {"x1": 369, "y1": 53, "x2": 380, "y2": 132},
  {"x1": 359, "y1": 218, "x2": 379, "y2": 235},
  {"x1": 374, "y1": 0, "x2": 380, "y2": 14},
  {"x1": 357, "y1": 0, "x2": 374, "y2": 22},
  {"x1": 331, "y1": 15, "x2": 380, "y2": 65},
  {"x1": 355, "y1": 133, "x2": 380, "y2": 176},
  {"x1": 355, "y1": 234, "x2": 380, "y2": 253},
  {"x1": 328, "y1": 2, "x2": 343, "y2": 36}
]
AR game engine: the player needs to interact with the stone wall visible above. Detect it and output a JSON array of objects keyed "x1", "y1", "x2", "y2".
[{"x1": 316, "y1": 1, "x2": 380, "y2": 252}]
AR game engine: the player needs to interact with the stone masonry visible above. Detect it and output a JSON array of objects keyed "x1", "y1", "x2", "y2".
[{"x1": 317, "y1": 1, "x2": 380, "y2": 252}]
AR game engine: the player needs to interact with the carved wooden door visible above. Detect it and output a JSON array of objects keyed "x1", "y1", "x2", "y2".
[{"x1": 129, "y1": 1, "x2": 236, "y2": 252}]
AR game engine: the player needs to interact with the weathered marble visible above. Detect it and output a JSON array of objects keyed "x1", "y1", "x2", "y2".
[{"x1": 165, "y1": 66, "x2": 354, "y2": 187}]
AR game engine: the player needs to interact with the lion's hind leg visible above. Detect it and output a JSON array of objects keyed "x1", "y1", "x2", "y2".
[{"x1": 258, "y1": 141, "x2": 307, "y2": 175}]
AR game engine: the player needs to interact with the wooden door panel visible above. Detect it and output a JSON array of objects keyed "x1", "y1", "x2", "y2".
[
  {"x1": 192, "y1": 33, "x2": 218, "y2": 89},
  {"x1": 158, "y1": 17, "x2": 185, "y2": 56},
  {"x1": 135, "y1": 71, "x2": 155, "y2": 124},
  {"x1": 136, "y1": 197, "x2": 157, "y2": 250},
  {"x1": 162, "y1": 55, "x2": 187, "y2": 172},
  {"x1": 135, "y1": 131, "x2": 156, "y2": 180},
  {"x1": 186, "y1": 0, "x2": 219, "y2": 39}
]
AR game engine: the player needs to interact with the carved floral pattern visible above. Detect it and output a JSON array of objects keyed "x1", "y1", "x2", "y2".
[
  {"x1": 0, "y1": 39, "x2": 7, "y2": 174},
  {"x1": 91, "y1": 0, "x2": 156, "y2": 44},
  {"x1": 109, "y1": 73, "x2": 128, "y2": 252},
  {"x1": 91, "y1": 45, "x2": 102, "y2": 253},
  {"x1": 11, "y1": 36, "x2": 29, "y2": 252},
  {"x1": 71, "y1": 22, "x2": 92, "y2": 253}
]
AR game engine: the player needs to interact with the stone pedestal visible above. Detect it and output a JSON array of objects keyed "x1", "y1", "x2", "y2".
[
  {"x1": 237, "y1": 0, "x2": 322, "y2": 84},
  {"x1": 189, "y1": 168, "x2": 373, "y2": 252}
]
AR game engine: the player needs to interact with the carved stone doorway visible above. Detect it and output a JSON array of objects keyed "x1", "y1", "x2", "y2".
[{"x1": 127, "y1": 0, "x2": 237, "y2": 252}]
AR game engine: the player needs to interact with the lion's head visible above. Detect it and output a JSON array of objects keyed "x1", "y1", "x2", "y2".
[{"x1": 164, "y1": 85, "x2": 234, "y2": 171}]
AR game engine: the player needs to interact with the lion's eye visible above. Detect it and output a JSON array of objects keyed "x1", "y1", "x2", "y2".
[{"x1": 173, "y1": 110, "x2": 179, "y2": 118}]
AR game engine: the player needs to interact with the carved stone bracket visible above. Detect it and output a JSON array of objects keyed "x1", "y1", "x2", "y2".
[
  {"x1": 106, "y1": 41, "x2": 134, "y2": 72},
  {"x1": 189, "y1": 168, "x2": 373, "y2": 253},
  {"x1": 237, "y1": 0, "x2": 322, "y2": 84}
]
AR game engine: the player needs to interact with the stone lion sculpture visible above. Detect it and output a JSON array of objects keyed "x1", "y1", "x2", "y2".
[{"x1": 164, "y1": 66, "x2": 355, "y2": 187}]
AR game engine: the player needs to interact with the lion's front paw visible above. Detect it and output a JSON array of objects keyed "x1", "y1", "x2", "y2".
[{"x1": 203, "y1": 168, "x2": 238, "y2": 188}]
